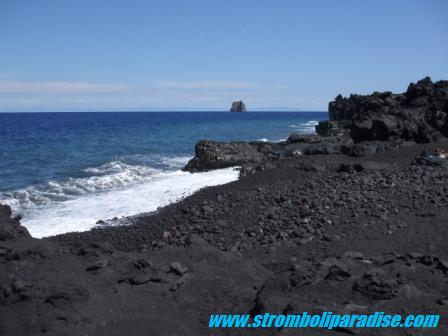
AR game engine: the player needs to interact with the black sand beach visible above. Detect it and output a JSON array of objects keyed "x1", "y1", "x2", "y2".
[{"x1": 1, "y1": 78, "x2": 448, "y2": 335}]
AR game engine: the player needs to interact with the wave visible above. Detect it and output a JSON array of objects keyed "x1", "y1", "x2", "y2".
[
  {"x1": 256, "y1": 137, "x2": 287, "y2": 143},
  {"x1": 289, "y1": 120, "x2": 319, "y2": 134},
  {"x1": 301, "y1": 120, "x2": 319, "y2": 126},
  {"x1": 3, "y1": 162, "x2": 163, "y2": 210},
  {"x1": 0, "y1": 156, "x2": 238, "y2": 238}
]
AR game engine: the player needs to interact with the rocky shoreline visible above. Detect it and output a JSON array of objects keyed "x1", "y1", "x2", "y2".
[{"x1": 1, "y1": 78, "x2": 448, "y2": 335}]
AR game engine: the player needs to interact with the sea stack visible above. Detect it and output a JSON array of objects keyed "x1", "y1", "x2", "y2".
[{"x1": 230, "y1": 100, "x2": 246, "y2": 112}]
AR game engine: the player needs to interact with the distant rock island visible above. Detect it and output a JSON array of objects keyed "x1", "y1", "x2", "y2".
[{"x1": 230, "y1": 100, "x2": 246, "y2": 112}]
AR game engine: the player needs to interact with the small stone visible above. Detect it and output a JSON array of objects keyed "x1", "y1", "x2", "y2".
[
  {"x1": 12, "y1": 280, "x2": 26, "y2": 293},
  {"x1": 297, "y1": 236, "x2": 313, "y2": 245},
  {"x1": 408, "y1": 252, "x2": 424, "y2": 260},
  {"x1": 86, "y1": 260, "x2": 108, "y2": 272},
  {"x1": 343, "y1": 251, "x2": 365, "y2": 260},
  {"x1": 3, "y1": 286, "x2": 12, "y2": 298},
  {"x1": 13, "y1": 214, "x2": 22, "y2": 222},
  {"x1": 202, "y1": 205, "x2": 214, "y2": 214},
  {"x1": 437, "y1": 259, "x2": 448, "y2": 272},
  {"x1": 168, "y1": 262, "x2": 189, "y2": 276},
  {"x1": 325, "y1": 265, "x2": 351, "y2": 281},
  {"x1": 133, "y1": 259, "x2": 151, "y2": 270},
  {"x1": 437, "y1": 298, "x2": 448, "y2": 306},
  {"x1": 289, "y1": 257, "x2": 298, "y2": 265},
  {"x1": 301, "y1": 218, "x2": 311, "y2": 224},
  {"x1": 128, "y1": 275, "x2": 151, "y2": 285}
]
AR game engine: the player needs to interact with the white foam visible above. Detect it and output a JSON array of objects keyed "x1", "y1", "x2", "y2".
[
  {"x1": 300, "y1": 120, "x2": 319, "y2": 126},
  {"x1": 158, "y1": 155, "x2": 194, "y2": 169},
  {"x1": 15, "y1": 167, "x2": 239, "y2": 238},
  {"x1": 275, "y1": 138, "x2": 287, "y2": 143},
  {"x1": 2, "y1": 162, "x2": 163, "y2": 209},
  {"x1": 289, "y1": 120, "x2": 319, "y2": 134},
  {"x1": 2, "y1": 156, "x2": 193, "y2": 207},
  {"x1": 256, "y1": 137, "x2": 286, "y2": 143}
]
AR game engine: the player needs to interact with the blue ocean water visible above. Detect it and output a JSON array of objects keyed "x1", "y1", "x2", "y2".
[{"x1": 0, "y1": 112, "x2": 326, "y2": 237}]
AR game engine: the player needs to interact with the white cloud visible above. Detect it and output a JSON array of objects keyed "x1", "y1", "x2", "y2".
[
  {"x1": 153, "y1": 80, "x2": 258, "y2": 90},
  {"x1": 0, "y1": 81, "x2": 129, "y2": 94}
]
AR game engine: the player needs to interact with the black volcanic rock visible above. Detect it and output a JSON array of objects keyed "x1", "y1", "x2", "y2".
[
  {"x1": 315, "y1": 120, "x2": 348, "y2": 137},
  {"x1": 282, "y1": 137, "x2": 346, "y2": 156},
  {"x1": 184, "y1": 140, "x2": 278, "y2": 172},
  {"x1": 188, "y1": 78, "x2": 448, "y2": 172},
  {"x1": 3, "y1": 79, "x2": 448, "y2": 335},
  {"x1": 0, "y1": 204, "x2": 31, "y2": 241},
  {"x1": 316, "y1": 77, "x2": 448, "y2": 143},
  {"x1": 3, "y1": 138, "x2": 448, "y2": 334},
  {"x1": 230, "y1": 100, "x2": 246, "y2": 112},
  {"x1": 184, "y1": 135, "x2": 357, "y2": 172}
]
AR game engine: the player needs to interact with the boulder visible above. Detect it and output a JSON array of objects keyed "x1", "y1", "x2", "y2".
[
  {"x1": 184, "y1": 140, "x2": 277, "y2": 172},
  {"x1": 0, "y1": 204, "x2": 31, "y2": 241}
]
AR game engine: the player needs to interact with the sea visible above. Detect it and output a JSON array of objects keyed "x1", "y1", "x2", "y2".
[{"x1": 0, "y1": 111, "x2": 326, "y2": 238}]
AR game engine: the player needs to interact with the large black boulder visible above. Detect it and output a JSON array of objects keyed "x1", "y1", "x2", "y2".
[
  {"x1": 184, "y1": 140, "x2": 278, "y2": 172},
  {"x1": 0, "y1": 204, "x2": 31, "y2": 241}
]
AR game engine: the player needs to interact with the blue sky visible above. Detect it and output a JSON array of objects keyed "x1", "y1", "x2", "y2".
[{"x1": 0, "y1": 0, "x2": 447, "y2": 112}]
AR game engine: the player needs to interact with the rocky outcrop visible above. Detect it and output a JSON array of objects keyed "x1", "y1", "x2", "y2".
[
  {"x1": 184, "y1": 135, "x2": 359, "y2": 172},
  {"x1": 0, "y1": 204, "x2": 30, "y2": 241},
  {"x1": 230, "y1": 100, "x2": 246, "y2": 112},
  {"x1": 283, "y1": 134, "x2": 353, "y2": 156},
  {"x1": 316, "y1": 77, "x2": 448, "y2": 143},
  {"x1": 184, "y1": 140, "x2": 278, "y2": 172},
  {"x1": 315, "y1": 120, "x2": 347, "y2": 137}
]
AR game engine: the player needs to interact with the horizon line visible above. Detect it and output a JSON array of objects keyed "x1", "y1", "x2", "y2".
[{"x1": 0, "y1": 110, "x2": 327, "y2": 113}]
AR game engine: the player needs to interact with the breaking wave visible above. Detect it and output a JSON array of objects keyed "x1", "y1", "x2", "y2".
[
  {"x1": 289, "y1": 120, "x2": 319, "y2": 134},
  {"x1": 0, "y1": 156, "x2": 239, "y2": 238}
]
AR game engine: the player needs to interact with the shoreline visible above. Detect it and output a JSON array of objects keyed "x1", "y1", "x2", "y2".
[
  {"x1": 21, "y1": 166, "x2": 240, "y2": 239},
  {"x1": 50, "y1": 139, "x2": 448, "y2": 252},
  {"x1": 0, "y1": 111, "x2": 323, "y2": 238},
  {"x1": 2, "y1": 141, "x2": 448, "y2": 335},
  {"x1": 1, "y1": 77, "x2": 448, "y2": 335}
]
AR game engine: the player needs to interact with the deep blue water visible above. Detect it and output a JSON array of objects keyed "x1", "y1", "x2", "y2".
[{"x1": 0, "y1": 112, "x2": 326, "y2": 237}]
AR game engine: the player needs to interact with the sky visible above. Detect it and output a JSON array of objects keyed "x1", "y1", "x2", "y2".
[{"x1": 0, "y1": 0, "x2": 447, "y2": 112}]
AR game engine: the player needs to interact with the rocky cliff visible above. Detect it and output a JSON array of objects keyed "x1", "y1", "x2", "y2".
[{"x1": 317, "y1": 77, "x2": 448, "y2": 143}]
